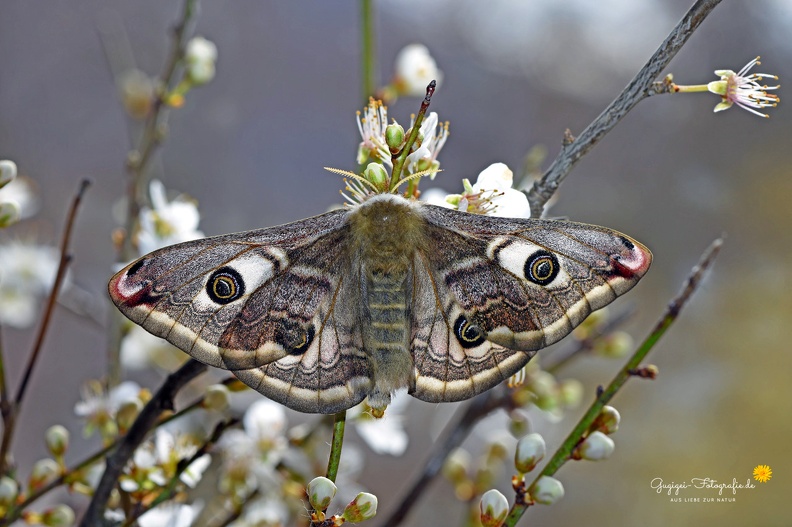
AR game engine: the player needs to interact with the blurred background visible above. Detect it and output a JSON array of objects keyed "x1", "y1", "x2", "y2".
[{"x1": 1, "y1": 0, "x2": 790, "y2": 525}]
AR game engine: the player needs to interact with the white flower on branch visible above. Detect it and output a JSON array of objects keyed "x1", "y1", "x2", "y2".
[
  {"x1": 707, "y1": 56, "x2": 780, "y2": 118},
  {"x1": 350, "y1": 390, "x2": 409, "y2": 456},
  {"x1": 137, "y1": 180, "x2": 204, "y2": 255},
  {"x1": 394, "y1": 44, "x2": 443, "y2": 97},
  {"x1": 185, "y1": 36, "x2": 218, "y2": 85}
]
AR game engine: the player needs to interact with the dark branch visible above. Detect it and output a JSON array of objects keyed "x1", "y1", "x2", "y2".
[
  {"x1": 79, "y1": 359, "x2": 207, "y2": 526},
  {"x1": 526, "y1": 0, "x2": 724, "y2": 217}
]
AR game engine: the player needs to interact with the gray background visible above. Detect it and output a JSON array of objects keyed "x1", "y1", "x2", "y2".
[{"x1": 1, "y1": 0, "x2": 790, "y2": 525}]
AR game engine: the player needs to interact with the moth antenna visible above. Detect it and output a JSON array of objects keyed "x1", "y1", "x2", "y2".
[
  {"x1": 324, "y1": 166, "x2": 380, "y2": 192},
  {"x1": 392, "y1": 168, "x2": 443, "y2": 190}
]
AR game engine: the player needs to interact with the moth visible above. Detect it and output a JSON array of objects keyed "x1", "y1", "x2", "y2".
[{"x1": 109, "y1": 192, "x2": 651, "y2": 414}]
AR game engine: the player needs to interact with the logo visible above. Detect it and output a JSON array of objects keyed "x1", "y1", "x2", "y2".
[{"x1": 649, "y1": 465, "x2": 771, "y2": 503}]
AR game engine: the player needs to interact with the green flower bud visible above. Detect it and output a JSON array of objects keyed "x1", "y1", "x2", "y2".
[
  {"x1": 479, "y1": 489, "x2": 509, "y2": 527},
  {"x1": 116, "y1": 399, "x2": 143, "y2": 432},
  {"x1": 0, "y1": 160, "x2": 18, "y2": 189},
  {"x1": 558, "y1": 379, "x2": 583, "y2": 408},
  {"x1": 593, "y1": 405, "x2": 620, "y2": 435},
  {"x1": 508, "y1": 412, "x2": 529, "y2": 437},
  {"x1": 357, "y1": 144, "x2": 372, "y2": 165},
  {"x1": 202, "y1": 384, "x2": 230, "y2": 411},
  {"x1": 45, "y1": 425, "x2": 70, "y2": 458},
  {"x1": 30, "y1": 459, "x2": 60, "y2": 489},
  {"x1": 442, "y1": 448, "x2": 471, "y2": 483},
  {"x1": 0, "y1": 476, "x2": 19, "y2": 506},
  {"x1": 0, "y1": 201, "x2": 21, "y2": 228},
  {"x1": 576, "y1": 431, "x2": 615, "y2": 461},
  {"x1": 514, "y1": 433, "x2": 545, "y2": 474},
  {"x1": 529, "y1": 476, "x2": 564, "y2": 505},
  {"x1": 385, "y1": 122, "x2": 405, "y2": 154},
  {"x1": 184, "y1": 36, "x2": 218, "y2": 85},
  {"x1": 42, "y1": 504, "x2": 75, "y2": 527},
  {"x1": 342, "y1": 492, "x2": 378, "y2": 522},
  {"x1": 529, "y1": 371, "x2": 559, "y2": 412},
  {"x1": 363, "y1": 162, "x2": 389, "y2": 190},
  {"x1": 595, "y1": 331, "x2": 633, "y2": 358},
  {"x1": 307, "y1": 476, "x2": 337, "y2": 511}
]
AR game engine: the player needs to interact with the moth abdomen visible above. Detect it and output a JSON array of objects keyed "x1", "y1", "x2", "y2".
[{"x1": 363, "y1": 270, "x2": 413, "y2": 411}]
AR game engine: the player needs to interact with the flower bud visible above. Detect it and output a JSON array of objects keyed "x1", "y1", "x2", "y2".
[
  {"x1": 594, "y1": 331, "x2": 633, "y2": 358},
  {"x1": 529, "y1": 476, "x2": 564, "y2": 505},
  {"x1": 514, "y1": 433, "x2": 545, "y2": 474},
  {"x1": 0, "y1": 201, "x2": 21, "y2": 228},
  {"x1": 45, "y1": 425, "x2": 70, "y2": 458},
  {"x1": 0, "y1": 160, "x2": 17, "y2": 189},
  {"x1": 117, "y1": 69, "x2": 155, "y2": 120},
  {"x1": 363, "y1": 162, "x2": 389, "y2": 190},
  {"x1": 30, "y1": 458, "x2": 60, "y2": 489},
  {"x1": 576, "y1": 431, "x2": 615, "y2": 461},
  {"x1": 479, "y1": 489, "x2": 509, "y2": 527},
  {"x1": 185, "y1": 36, "x2": 218, "y2": 85},
  {"x1": 442, "y1": 448, "x2": 471, "y2": 484},
  {"x1": 341, "y1": 492, "x2": 378, "y2": 522},
  {"x1": 0, "y1": 476, "x2": 18, "y2": 506},
  {"x1": 558, "y1": 379, "x2": 583, "y2": 408},
  {"x1": 41, "y1": 504, "x2": 75, "y2": 526},
  {"x1": 202, "y1": 384, "x2": 230, "y2": 411},
  {"x1": 592, "y1": 405, "x2": 620, "y2": 435},
  {"x1": 385, "y1": 122, "x2": 405, "y2": 154},
  {"x1": 116, "y1": 399, "x2": 144, "y2": 432},
  {"x1": 307, "y1": 476, "x2": 337, "y2": 511},
  {"x1": 394, "y1": 44, "x2": 443, "y2": 97}
]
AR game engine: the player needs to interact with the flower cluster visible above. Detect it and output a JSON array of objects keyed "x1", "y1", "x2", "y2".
[{"x1": 347, "y1": 97, "x2": 449, "y2": 202}]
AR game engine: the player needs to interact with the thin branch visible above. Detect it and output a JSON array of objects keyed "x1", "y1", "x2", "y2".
[
  {"x1": 503, "y1": 237, "x2": 724, "y2": 526},
  {"x1": 122, "y1": 418, "x2": 239, "y2": 527},
  {"x1": 78, "y1": 359, "x2": 207, "y2": 526},
  {"x1": 360, "y1": 0, "x2": 376, "y2": 102},
  {"x1": 326, "y1": 411, "x2": 346, "y2": 483},
  {"x1": 525, "y1": 0, "x2": 724, "y2": 217},
  {"x1": 0, "y1": 179, "x2": 91, "y2": 478},
  {"x1": 390, "y1": 80, "x2": 436, "y2": 188}
]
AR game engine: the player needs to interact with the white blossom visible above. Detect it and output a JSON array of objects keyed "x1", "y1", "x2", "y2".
[
  {"x1": 350, "y1": 390, "x2": 409, "y2": 456},
  {"x1": 137, "y1": 180, "x2": 203, "y2": 255},
  {"x1": 405, "y1": 111, "x2": 448, "y2": 176},
  {"x1": 185, "y1": 36, "x2": 218, "y2": 85},
  {"x1": 138, "y1": 501, "x2": 203, "y2": 527},
  {"x1": 707, "y1": 56, "x2": 780, "y2": 118},
  {"x1": 0, "y1": 241, "x2": 62, "y2": 327},
  {"x1": 394, "y1": 44, "x2": 443, "y2": 96},
  {"x1": 472, "y1": 163, "x2": 530, "y2": 218}
]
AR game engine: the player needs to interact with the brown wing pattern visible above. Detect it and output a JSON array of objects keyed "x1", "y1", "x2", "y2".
[
  {"x1": 109, "y1": 210, "x2": 373, "y2": 413},
  {"x1": 409, "y1": 204, "x2": 651, "y2": 402}
]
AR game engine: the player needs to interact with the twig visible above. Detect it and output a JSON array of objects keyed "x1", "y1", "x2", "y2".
[
  {"x1": 360, "y1": 0, "x2": 376, "y2": 101},
  {"x1": 525, "y1": 0, "x2": 724, "y2": 217},
  {"x1": 78, "y1": 359, "x2": 207, "y2": 526},
  {"x1": 122, "y1": 418, "x2": 239, "y2": 526},
  {"x1": 326, "y1": 411, "x2": 346, "y2": 483},
  {"x1": 0, "y1": 179, "x2": 91, "y2": 478},
  {"x1": 390, "y1": 80, "x2": 436, "y2": 187},
  {"x1": 503, "y1": 238, "x2": 724, "y2": 526},
  {"x1": 380, "y1": 388, "x2": 512, "y2": 527}
]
